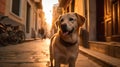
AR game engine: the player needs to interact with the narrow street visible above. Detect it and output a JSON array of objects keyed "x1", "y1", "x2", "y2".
[
  {"x1": 0, "y1": 0, "x2": 120, "y2": 67},
  {"x1": 0, "y1": 39, "x2": 101, "y2": 67}
]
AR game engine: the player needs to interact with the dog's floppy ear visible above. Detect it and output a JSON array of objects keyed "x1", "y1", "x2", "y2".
[
  {"x1": 74, "y1": 13, "x2": 85, "y2": 27},
  {"x1": 55, "y1": 21, "x2": 59, "y2": 28},
  {"x1": 56, "y1": 15, "x2": 62, "y2": 27}
]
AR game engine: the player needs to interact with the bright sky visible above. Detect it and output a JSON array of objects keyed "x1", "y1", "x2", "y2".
[{"x1": 42, "y1": 0, "x2": 58, "y2": 25}]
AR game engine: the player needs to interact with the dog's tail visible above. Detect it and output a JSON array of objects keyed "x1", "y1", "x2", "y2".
[{"x1": 79, "y1": 28, "x2": 89, "y2": 48}]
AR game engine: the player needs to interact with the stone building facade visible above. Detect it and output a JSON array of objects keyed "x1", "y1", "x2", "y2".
[
  {"x1": 0, "y1": 0, "x2": 6, "y2": 15},
  {"x1": 51, "y1": 4, "x2": 60, "y2": 36},
  {"x1": 52, "y1": 0, "x2": 120, "y2": 59},
  {"x1": 0, "y1": 0, "x2": 43, "y2": 40},
  {"x1": 57, "y1": 0, "x2": 120, "y2": 42}
]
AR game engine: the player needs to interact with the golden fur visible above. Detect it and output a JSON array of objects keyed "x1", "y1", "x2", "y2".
[{"x1": 50, "y1": 13, "x2": 85, "y2": 67}]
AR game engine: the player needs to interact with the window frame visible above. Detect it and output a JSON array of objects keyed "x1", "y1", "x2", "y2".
[{"x1": 10, "y1": 0, "x2": 21, "y2": 17}]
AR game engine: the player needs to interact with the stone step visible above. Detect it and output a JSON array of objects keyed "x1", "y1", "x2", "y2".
[
  {"x1": 88, "y1": 41, "x2": 120, "y2": 59},
  {"x1": 79, "y1": 46, "x2": 120, "y2": 67}
]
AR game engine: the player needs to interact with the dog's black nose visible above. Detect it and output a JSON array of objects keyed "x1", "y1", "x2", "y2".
[
  {"x1": 61, "y1": 24, "x2": 68, "y2": 33},
  {"x1": 61, "y1": 24, "x2": 67, "y2": 29}
]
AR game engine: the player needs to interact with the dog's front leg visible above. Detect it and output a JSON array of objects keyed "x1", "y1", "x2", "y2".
[
  {"x1": 69, "y1": 63, "x2": 75, "y2": 67},
  {"x1": 69, "y1": 58, "x2": 76, "y2": 67},
  {"x1": 50, "y1": 58, "x2": 54, "y2": 67},
  {"x1": 69, "y1": 61, "x2": 75, "y2": 67},
  {"x1": 54, "y1": 59, "x2": 60, "y2": 67}
]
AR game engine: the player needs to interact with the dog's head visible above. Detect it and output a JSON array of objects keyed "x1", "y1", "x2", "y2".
[{"x1": 56, "y1": 13, "x2": 85, "y2": 36}]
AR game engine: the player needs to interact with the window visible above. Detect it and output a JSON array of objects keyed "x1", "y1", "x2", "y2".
[{"x1": 11, "y1": 0, "x2": 20, "y2": 16}]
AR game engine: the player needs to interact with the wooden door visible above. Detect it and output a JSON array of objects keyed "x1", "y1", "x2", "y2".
[{"x1": 104, "y1": 0, "x2": 120, "y2": 42}]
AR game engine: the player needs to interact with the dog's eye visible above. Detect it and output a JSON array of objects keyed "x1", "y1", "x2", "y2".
[
  {"x1": 69, "y1": 18, "x2": 74, "y2": 21},
  {"x1": 60, "y1": 19, "x2": 64, "y2": 22}
]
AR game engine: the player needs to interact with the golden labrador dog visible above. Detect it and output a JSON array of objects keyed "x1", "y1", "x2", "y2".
[{"x1": 50, "y1": 13, "x2": 85, "y2": 67}]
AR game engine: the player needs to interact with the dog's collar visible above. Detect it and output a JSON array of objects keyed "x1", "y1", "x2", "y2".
[{"x1": 60, "y1": 37, "x2": 77, "y2": 47}]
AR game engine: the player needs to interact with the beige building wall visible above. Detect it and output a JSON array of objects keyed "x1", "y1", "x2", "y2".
[
  {"x1": 87, "y1": 0, "x2": 96, "y2": 41},
  {"x1": 74, "y1": 0, "x2": 85, "y2": 16},
  {"x1": 5, "y1": 0, "x2": 42, "y2": 39},
  {"x1": 0, "y1": 0, "x2": 6, "y2": 15},
  {"x1": 74, "y1": 0, "x2": 86, "y2": 29},
  {"x1": 51, "y1": 4, "x2": 60, "y2": 36},
  {"x1": 5, "y1": 0, "x2": 27, "y2": 25},
  {"x1": 74, "y1": 0, "x2": 97, "y2": 41},
  {"x1": 74, "y1": 0, "x2": 86, "y2": 31},
  {"x1": 26, "y1": 0, "x2": 35, "y2": 39}
]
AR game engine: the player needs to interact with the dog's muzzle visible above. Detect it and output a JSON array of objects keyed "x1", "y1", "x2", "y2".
[{"x1": 61, "y1": 24, "x2": 74, "y2": 35}]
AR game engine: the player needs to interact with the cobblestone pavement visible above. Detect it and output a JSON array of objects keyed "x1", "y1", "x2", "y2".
[{"x1": 0, "y1": 39, "x2": 101, "y2": 67}]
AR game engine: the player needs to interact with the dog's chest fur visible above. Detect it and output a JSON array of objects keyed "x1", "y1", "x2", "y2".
[{"x1": 51, "y1": 33, "x2": 79, "y2": 63}]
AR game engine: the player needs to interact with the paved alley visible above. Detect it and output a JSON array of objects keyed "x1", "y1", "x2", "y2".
[{"x1": 0, "y1": 39, "x2": 101, "y2": 67}]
